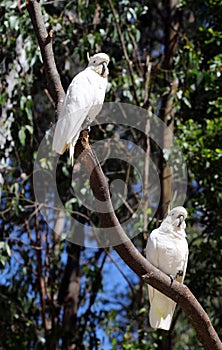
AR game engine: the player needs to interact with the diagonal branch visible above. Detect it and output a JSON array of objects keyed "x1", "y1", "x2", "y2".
[
  {"x1": 27, "y1": 2, "x2": 222, "y2": 349},
  {"x1": 75, "y1": 137, "x2": 222, "y2": 350}
]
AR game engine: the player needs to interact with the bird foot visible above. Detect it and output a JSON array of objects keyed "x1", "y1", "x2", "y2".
[
  {"x1": 175, "y1": 270, "x2": 183, "y2": 283},
  {"x1": 169, "y1": 274, "x2": 175, "y2": 284},
  {"x1": 169, "y1": 270, "x2": 183, "y2": 284},
  {"x1": 176, "y1": 270, "x2": 183, "y2": 277}
]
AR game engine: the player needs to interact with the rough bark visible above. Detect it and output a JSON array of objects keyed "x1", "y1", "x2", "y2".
[
  {"x1": 26, "y1": 0, "x2": 65, "y2": 116},
  {"x1": 27, "y1": 1, "x2": 222, "y2": 349},
  {"x1": 26, "y1": 2, "x2": 80, "y2": 347},
  {"x1": 75, "y1": 138, "x2": 222, "y2": 350},
  {"x1": 157, "y1": 0, "x2": 180, "y2": 220},
  {"x1": 58, "y1": 244, "x2": 81, "y2": 350}
]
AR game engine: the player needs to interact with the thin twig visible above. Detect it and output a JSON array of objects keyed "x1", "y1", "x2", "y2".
[
  {"x1": 107, "y1": 0, "x2": 140, "y2": 105},
  {"x1": 143, "y1": 56, "x2": 152, "y2": 108},
  {"x1": 103, "y1": 248, "x2": 135, "y2": 294}
]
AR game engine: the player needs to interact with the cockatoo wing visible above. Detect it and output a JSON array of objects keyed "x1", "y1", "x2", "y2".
[
  {"x1": 146, "y1": 223, "x2": 188, "y2": 330},
  {"x1": 146, "y1": 230, "x2": 176, "y2": 330},
  {"x1": 146, "y1": 229, "x2": 158, "y2": 303},
  {"x1": 52, "y1": 69, "x2": 95, "y2": 155},
  {"x1": 52, "y1": 52, "x2": 109, "y2": 164}
]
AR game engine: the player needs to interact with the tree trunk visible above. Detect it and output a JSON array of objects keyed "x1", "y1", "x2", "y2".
[
  {"x1": 157, "y1": 0, "x2": 180, "y2": 221},
  {"x1": 58, "y1": 244, "x2": 81, "y2": 350}
]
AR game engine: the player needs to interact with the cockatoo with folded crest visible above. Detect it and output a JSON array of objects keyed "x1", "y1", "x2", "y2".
[
  {"x1": 52, "y1": 52, "x2": 109, "y2": 164},
  {"x1": 146, "y1": 206, "x2": 189, "y2": 330}
]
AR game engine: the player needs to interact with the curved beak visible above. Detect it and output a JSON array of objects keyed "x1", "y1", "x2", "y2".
[
  {"x1": 177, "y1": 215, "x2": 184, "y2": 227},
  {"x1": 101, "y1": 61, "x2": 107, "y2": 76}
]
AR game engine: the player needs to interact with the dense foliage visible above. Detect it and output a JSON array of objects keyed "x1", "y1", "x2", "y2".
[{"x1": 0, "y1": 0, "x2": 221, "y2": 349}]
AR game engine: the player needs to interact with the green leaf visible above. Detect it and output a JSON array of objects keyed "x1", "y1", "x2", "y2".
[
  {"x1": 25, "y1": 125, "x2": 33, "y2": 135},
  {"x1": 183, "y1": 96, "x2": 192, "y2": 108},
  {"x1": 18, "y1": 127, "x2": 26, "y2": 146},
  {"x1": 0, "y1": 242, "x2": 5, "y2": 250},
  {"x1": 25, "y1": 107, "x2": 33, "y2": 123},
  {"x1": 87, "y1": 33, "x2": 95, "y2": 48},
  {"x1": 5, "y1": 243, "x2": 11, "y2": 257}
]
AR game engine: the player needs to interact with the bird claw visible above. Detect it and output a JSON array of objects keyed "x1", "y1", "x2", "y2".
[
  {"x1": 169, "y1": 274, "x2": 175, "y2": 284},
  {"x1": 169, "y1": 270, "x2": 183, "y2": 284},
  {"x1": 175, "y1": 270, "x2": 183, "y2": 282},
  {"x1": 176, "y1": 270, "x2": 183, "y2": 277}
]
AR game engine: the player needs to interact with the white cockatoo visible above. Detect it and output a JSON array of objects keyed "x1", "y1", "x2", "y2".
[
  {"x1": 52, "y1": 52, "x2": 110, "y2": 164},
  {"x1": 146, "y1": 206, "x2": 188, "y2": 330}
]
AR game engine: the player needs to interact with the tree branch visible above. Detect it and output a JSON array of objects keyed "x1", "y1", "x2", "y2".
[
  {"x1": 27, "y1": 2, "x2": 222, "y2": 349},
  {"x1": 107, "y1": 0, "x2": 140, "y2": 105},
  {"x1": 156, "y1": 0, "x2": 180, "y2": 220},
  {"x1": 75, "y1": 138, "x2": 222, "y2": 350},
  {"x1": 35, "y1": 211, "x2": 48, "y2": 333},
  {"x1": 26, "y1": 0, "x2": 65, "y2": 116}
]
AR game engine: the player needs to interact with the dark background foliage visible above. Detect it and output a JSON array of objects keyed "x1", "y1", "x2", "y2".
[{"x1": 0, "y1": 0, "x2": 221, "y2": 349}]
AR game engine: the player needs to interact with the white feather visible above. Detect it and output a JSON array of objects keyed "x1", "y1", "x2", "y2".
[
  {"x1": 52, "y1": 53, "x2": 109, "y2": 163},
  {"x1": 146, "y1": 206, "x2": 189, "y2": 330}
]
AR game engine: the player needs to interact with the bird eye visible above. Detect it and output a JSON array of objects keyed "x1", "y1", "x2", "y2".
[{"x1": 93, "y1": 60, "x2": 96, "y2": 63}]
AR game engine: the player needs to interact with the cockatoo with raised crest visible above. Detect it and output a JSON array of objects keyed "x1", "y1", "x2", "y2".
[
  {"x1": 146, "y1": 206, "x2": 188, "y2": 330},
  {"x1": 52, "y1": 52, "x2": 109, "y2": 164}
]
